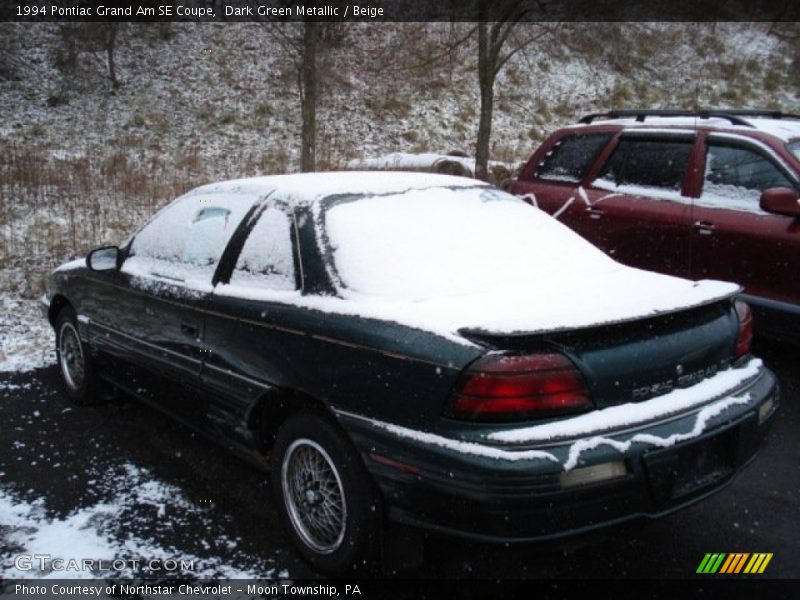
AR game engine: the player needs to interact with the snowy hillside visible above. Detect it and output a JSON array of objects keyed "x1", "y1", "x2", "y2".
[
  {"x1": 2, "y1": 23, "x2": 796, "y2": 171},
  {"x1": 1, "y1": 21, "x2": 799, "y2": 371}
]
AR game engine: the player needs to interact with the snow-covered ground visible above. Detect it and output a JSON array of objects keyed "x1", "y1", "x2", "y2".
[
  {"x1": 0, "y1": 462, "x2": 289, "y2": 579},
  {"x1": 0, "y1": 367, "x2": 298, "y2": 581},
  {"x1": 0, "y1": 295, "x2": 54, "y2": 373},
  {"x1": 0, "y1": 462, "x2": 288, "y2": 579}
]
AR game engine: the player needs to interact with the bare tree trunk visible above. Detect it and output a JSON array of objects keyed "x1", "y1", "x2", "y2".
[
  {"x1": 106, "y1": 24, "x2": 119, "y2": 89},
  {"x1": 475, "y1": 21, "x2": 493, "y2": 181},
  {"x1": 300, "y1": 21, "x2": 319, "y2": 172}
]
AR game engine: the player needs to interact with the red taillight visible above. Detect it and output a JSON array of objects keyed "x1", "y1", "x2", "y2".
[
  {"x1": 735, "y1": 300, "x2": 753, "y2": 358},
  {"x1": 445, "y1": 353, "x2": 592, "y2": 421}
]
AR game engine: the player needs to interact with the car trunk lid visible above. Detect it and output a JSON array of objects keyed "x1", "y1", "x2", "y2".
[{"x1": 459, "y1": 300, "x2": 738, "y2": 409}]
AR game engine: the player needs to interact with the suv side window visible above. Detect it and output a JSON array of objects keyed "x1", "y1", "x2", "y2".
[
  {"x1": 125, "y1": 194, "x2": 254, "y2": 286},
  {"x1": 229, "y1": 207, "x2": 296, "y2": 291},
  {"x1": 534, "y1": 133, "x2": 612, "y2": 183},
  {"x1": 701, "y1": 142, "x2": 796, "y2": 211},
  {"x1": 595, "y1": 137, "x2": 694, "y2": 193}
]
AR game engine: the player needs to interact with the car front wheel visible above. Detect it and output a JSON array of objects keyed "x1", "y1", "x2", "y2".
[
  {"x1": 55, "y1": 307, "x2": 100, "y2": 405},
  {"x1": 271, "y1": 411, "x2": 380, "y2": 575}
]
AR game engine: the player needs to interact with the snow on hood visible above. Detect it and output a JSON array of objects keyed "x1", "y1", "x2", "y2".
[{"x1": 315, "y1": 186, "x2": 739, "y2": 339}]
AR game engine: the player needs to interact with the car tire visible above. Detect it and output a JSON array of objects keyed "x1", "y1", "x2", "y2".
[
  {"x1": 55, "y1": 307, "x2": 101, "y2": 405},
  {"x1": 271, "y1": 410, "x2": 380, "y2": 575}
]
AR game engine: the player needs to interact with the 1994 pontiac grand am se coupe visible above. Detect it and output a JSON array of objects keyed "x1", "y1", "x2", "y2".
[{"x1": 43, "y1": 172, "x2": 778, "y2": 574}]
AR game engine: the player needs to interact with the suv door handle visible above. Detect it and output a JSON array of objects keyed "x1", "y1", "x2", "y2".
[
  {"x1": 586, "y1": 206, "x2": 604, "y2": 219},
  {"x1": 693, "y1": 220, "x2": 715, "y2": 235}
]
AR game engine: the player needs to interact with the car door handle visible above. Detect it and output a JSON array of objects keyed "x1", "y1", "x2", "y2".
[
  {"x1": 693, "y1": 220, "x2": 715, "y2": 235},
  {"x1": 181, "y1": 323, "x2": 200, "y2": 339},
  {"x1": 586, "y1": 206, "x2": 604, "y2": 219}
]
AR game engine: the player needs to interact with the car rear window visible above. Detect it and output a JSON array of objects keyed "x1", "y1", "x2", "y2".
[
  {"x1": 596, "y1": 137, "x2": 694, "y2": 192},
  {"x1": 320, "y1": 186, "x2": 611, "y2": 300},
  {"x1": 534, "y1": 132, "x2": 612, "y2": 183}
]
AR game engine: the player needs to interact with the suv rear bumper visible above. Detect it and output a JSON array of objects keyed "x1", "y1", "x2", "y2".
[
  {"x1": 338, "y1": 364, "x2": 777, "y2": 543},
  {"x1": 742, "y1": 293, "x2": 800, "y2": 345}
]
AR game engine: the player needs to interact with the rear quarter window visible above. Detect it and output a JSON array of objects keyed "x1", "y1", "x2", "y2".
[
  {"x1": 534, "y1": 132, "x2": 612, "y2": 183},
  {"x1": 596, "y1": 137, "x2": 694, "y2": 193},
  {"x1": 229, "y1": 207, "x2": 296, "y2": 291}
]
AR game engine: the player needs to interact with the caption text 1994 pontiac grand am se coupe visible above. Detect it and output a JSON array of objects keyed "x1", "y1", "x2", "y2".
[{"x1": 42, "y1": 172, "x2": 778, "y2": 574}]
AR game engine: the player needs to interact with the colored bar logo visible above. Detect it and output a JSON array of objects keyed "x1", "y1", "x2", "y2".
[{"x1": 697, "y1": 553, "x2": 773, "y2": 574}]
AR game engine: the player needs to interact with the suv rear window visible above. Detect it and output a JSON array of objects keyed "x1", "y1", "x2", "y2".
[
  {"x1": 597, "y1": 138, "x2": 694, "y2": 192},
  {"x1": 788, "y1": 140, "x2": 800, "y2": 162},
  {"x1": 534, "y1": 133, "x2": 612, "y2": 183}
]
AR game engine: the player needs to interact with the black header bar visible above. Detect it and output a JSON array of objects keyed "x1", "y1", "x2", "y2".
[{"x1": 2, "y1": 0, "x2": 800, "y2": 23}]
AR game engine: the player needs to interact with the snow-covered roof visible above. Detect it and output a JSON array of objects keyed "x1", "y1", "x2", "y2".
[
  {"x1": 186, "y1": 171, "x2": 487, "y2": 205},
  {"x1": 572, "y1": 116, "x2": 800, "y2": 142}
]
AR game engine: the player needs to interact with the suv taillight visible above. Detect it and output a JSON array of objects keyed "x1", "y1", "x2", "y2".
[
  {"x1": 734, "y1": 300, "x2": 753, "y2": 358},
  {"x1": 445, "y1": 353, "x2": 592, "y2": 421}
]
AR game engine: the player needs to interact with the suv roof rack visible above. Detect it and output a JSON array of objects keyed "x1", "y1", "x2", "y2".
[{"x1": 578, "y1": 109, "x2": 800, "y2": 128}]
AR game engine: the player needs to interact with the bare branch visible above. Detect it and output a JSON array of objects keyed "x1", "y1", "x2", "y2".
[
  {"x1": 389, "y1": 23, "x2": 479, "y2": 74},
  {"x1": 266, "y1": 22, "x2": 303, "y2": 61},
  {"x1": 493, "y1": 24, "x2": 557, "y2": 77}
]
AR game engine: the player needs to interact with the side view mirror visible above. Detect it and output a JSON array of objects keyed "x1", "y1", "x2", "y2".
[
  {"x1": 86, "y1": 246, "x2": 120, "y2": 272},
  {"x1": 760, "y1": 187, "x2": 800, "y2": 217}
]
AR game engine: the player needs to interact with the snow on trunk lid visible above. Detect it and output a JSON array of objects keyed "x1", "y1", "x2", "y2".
[{"x1": 544, "y1": 302, "x2": 736, "y2": 409}]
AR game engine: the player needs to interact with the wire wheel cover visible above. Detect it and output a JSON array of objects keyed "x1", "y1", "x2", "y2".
[
  {"x1": 59, "y1": 322, "x2": 85, "y2": 391},
  {"x1": 281, "y1": 438, "x2": 347, "y2": 554}
]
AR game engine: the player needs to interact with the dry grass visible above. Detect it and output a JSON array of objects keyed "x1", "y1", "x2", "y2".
[{"x1": 0, "y1": 139, "x2": 289, "y2": 300}]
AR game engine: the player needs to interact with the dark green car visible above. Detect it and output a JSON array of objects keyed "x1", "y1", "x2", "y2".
[{"x1": 43, "y1": 172, "x2": 778, "y2": 574}]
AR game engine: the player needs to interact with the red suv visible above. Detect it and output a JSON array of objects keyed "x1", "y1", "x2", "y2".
[{"x1": 511, "y1": 109, "x2": 800, "y2": 343}]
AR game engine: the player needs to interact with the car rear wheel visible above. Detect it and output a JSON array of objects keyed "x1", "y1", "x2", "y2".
[
  {"x1": 271, "y1": 410, "x2": 380, "y2": 575},
  {"x1": 55, "y1": 307, "x2": 101, "y2": 405}
]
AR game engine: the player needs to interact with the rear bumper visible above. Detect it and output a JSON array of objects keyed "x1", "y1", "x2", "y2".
[{"x1": 337, "y1": 362, "x2": 778, "y2": 543}]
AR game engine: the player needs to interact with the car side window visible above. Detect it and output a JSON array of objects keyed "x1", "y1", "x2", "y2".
[
  {"x1": 534, "y1": 133, "x2": 613, "y2": 183},
  {"x1": 229, "y1": 207, "x2": 296, "y2": 291},
  {"x1": 125, "y1": 194, "x2": 254, "y2": 286},
  {"x1": 183, "y1": 207, "x2": 233, "y2": 266},
  {"x1": 700, "y1": 142, "x2": 796, "y2": 211},
  {"x1": 595, "y1": 137, "x2": 694, "y2": 194}
]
